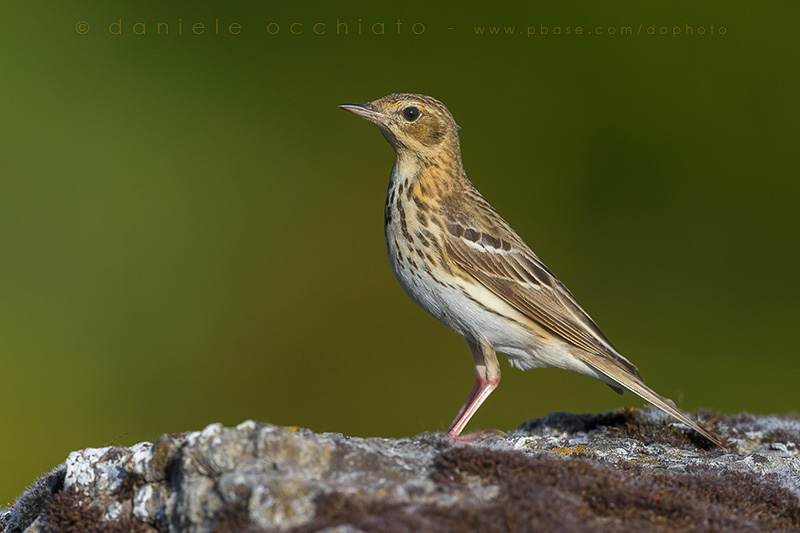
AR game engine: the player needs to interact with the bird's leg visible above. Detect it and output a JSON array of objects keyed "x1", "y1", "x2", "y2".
[{"x1": 446, "y1": 340, "x2": 502, "y2": 439}]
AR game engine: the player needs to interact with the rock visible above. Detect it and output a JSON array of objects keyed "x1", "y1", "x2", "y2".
[{"x1": 2, "y1": 410, "x2": 799, "y2": 532}]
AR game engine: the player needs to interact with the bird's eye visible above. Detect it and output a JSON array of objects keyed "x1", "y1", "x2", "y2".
[{"x1": 402, "y1": 106, "x2": 421, "y2": 122}]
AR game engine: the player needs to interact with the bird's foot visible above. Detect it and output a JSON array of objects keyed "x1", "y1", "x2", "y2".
[{"x1": 446, "y1": 428, "x2": 507, "y2": 443}]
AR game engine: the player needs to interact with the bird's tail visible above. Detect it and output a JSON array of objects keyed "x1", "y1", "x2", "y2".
[{"x1": 583, "y1": 354, "x2": 723, "y2": 447}]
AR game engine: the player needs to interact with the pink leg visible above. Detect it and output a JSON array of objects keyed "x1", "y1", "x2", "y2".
[{"x1": 446, "y1": 340, "x2": 501, "y2": 439}]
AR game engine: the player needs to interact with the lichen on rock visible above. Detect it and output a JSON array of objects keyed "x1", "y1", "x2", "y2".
[{"x1": 2, "y1": 410, "x2": 799, "y2": 532}]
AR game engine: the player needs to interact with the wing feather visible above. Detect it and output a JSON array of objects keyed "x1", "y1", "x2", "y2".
[{"x1": 442, "y1": 218, "x2": 642, "y2": 380}]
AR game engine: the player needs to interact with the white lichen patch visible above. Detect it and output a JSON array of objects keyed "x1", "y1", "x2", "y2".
[{"x1": 64, "y1": 447, "x2": 121, "y2": 491}]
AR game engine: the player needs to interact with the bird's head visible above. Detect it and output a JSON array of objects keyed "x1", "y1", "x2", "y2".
[{"x1": 340, "y1": 93, "x2": 461, "y2": 157}]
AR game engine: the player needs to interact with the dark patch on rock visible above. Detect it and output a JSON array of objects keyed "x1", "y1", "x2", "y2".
[
  {"x1": 40, "y1": 485, "x2": 152, "y2": 533},
  {"x1": 518, "y1": 408, "x2": 727, "y2": 451},
  {"x1": 517, "y1": 411, "x2": 623, "y2": 434},
  {"x1": 214, "y1": 501, "x2": 265, "y2": 533}
]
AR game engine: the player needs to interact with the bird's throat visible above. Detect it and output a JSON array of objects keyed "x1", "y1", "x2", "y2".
[{"x1": 391, "y1": 149, "x2": 465, "y2": 204}]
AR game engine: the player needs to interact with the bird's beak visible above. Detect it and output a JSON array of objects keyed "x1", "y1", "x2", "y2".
[{"x1": 339, "y1": 103, "x2": 387, "y2": 124}]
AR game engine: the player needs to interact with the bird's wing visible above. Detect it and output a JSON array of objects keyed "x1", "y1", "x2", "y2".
[
  {"x1": 439, "y1": 200, "x2": 723, "y2": 447},
  {"x1": 441, "y1": 214, "x2": 642, "y2": 380}
]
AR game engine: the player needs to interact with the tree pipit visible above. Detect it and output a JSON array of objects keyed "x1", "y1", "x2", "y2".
[{"x1": 340, "y1": 93, "x2": 722, "y2": 446}]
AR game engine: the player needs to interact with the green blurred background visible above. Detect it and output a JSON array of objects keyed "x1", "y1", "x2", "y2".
[{"x1": 2, "y1": 1, "x2": 798, "y2": 502}]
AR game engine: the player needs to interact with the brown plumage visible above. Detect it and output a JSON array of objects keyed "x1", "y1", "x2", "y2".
[{"x1": 341, "y1": 93, "x2": 722, "y2": 447}]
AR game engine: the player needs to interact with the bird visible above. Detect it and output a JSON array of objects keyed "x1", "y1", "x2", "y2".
[{"x1": 339, "y1": 93, "x2": 722, "y2": 447}]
